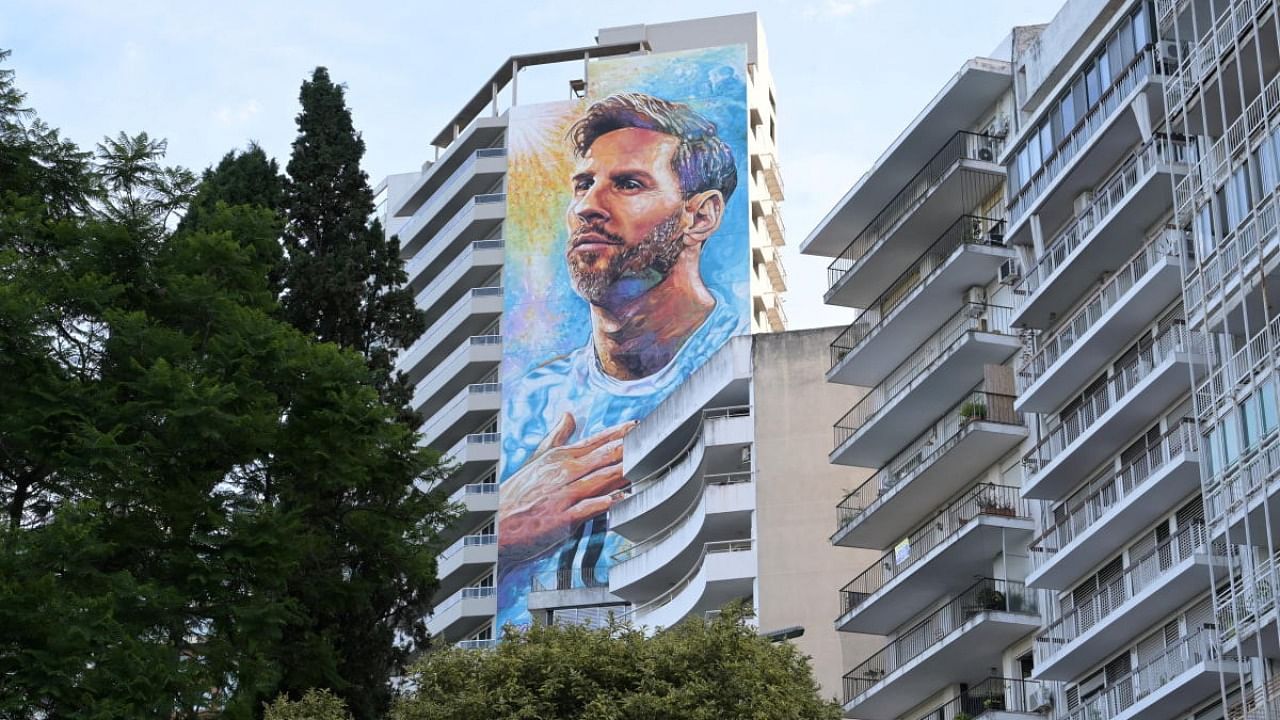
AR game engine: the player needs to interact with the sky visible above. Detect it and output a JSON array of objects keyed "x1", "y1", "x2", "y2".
[{"x1": 2, "y1": 0, "x2": 1065, "y2": 330}]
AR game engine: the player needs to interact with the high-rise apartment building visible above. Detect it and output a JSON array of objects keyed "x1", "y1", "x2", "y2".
[
  {"x1": 806, "y1": 0, "x2": 1280, "y2": 718},
  {"x1": 376, "y1": 12, "x2": 877, "y2": 699}
]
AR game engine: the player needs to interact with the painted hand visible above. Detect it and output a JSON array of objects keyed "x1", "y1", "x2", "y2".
[{"x1": 497, "y1": 412, "x2": 637, "y2": 557}]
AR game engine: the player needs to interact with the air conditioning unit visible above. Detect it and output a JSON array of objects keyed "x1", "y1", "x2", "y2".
[
  {"x1": 1158, "y1": 40, "x2": 1183, "y2": 66},
  {"x1": 1073, "y1": 190, "x2": 1095, "y2": 215},
  {"x1": 977, "y1": 145, "x2": 997, "y2": 162},
  {"x1": 998, "y1": 258, "x2": 1022, "y2": 285},
  {"x1": 965, "y1": 286, "x2": 987, "y2": 306},
  {"x1": 1029, "y1": 687, "x2": 1054, "y2": 714}
]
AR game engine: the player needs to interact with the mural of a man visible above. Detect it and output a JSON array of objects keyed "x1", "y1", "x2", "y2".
[{"x1": 497, "y1": 92, "x2": 742, "y2": 627}]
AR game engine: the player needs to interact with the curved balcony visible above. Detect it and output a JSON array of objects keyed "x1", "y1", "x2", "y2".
[
  {"x1": 841, "y1": 578, "x2": 1039, "y2": 720},
  {"x1": 1034, "y1": 523, "x2": 1227, "y2": 681},
  {"x1": 1017, "y1": 231, "x2": 1186, "y2": 413},
  {"x1": 398, "y1": 287, "x2": 502, "y2": 385},
  {"x1": 1022, "y1": 323, "x2": 1205, "y2": 501},
  {"x1": 828, "y1": 215, "x2": 1014, "y2": 387},
  {"x1": 409, "y1": 334, "x2": 502, "y2": 423},
  {"x1": 835, "y1": 484, "x2": 1033, "y2": 634},
  {"x1": 1011, "y1": 136, "x2": 1189, "y2": 330},
  {"x1": 826, "y1": 131, "x2": 1006, "y2": 308},
  {"x1": 419, "y1": 382, "x2": 501, "y2": 450},
  {"x1": 403, "y1": 193, "x2": 506, "y2": 289},
  {"x1": 434, "y1": 532, "x2": 496, "y2": 602},
  {"x1": 426, "y1": 586, "x2": 496, "y2": 642},
  {"x1": 413, "y1": 239, "x2": 504, "y2": 323},
  {"x1": 397, "y1": 147, "x2": 506, "y2": 254},
  {"x1": 432, "y1": 431, "x2": 500, "y2": 496},
  {"x1": 440, "y1": 482, "x2": 498, "y2": 546},
  {"x1": 391, "y1": 118, "x2": 504, "y2": 217},
  {"x1": 832, "y1": 390, "x2": 1026, "y2": 550},
  {"x1": 912, "y1": 677, "x2": 1048, "y2": 720},
  {"x1": 630, "y1": 539, "x2": 756, "y2": 630},
  {"x1": 831, "y1": 304, "x2": 1020, "y2": 467},
  {"x1": 1006, "y1": 48, "x2": 1165, "y2": 242},
  {"x1": 610, "y1": 407, "x2": 752, "y2": 541},
  {"x1": 1028, "y1": 419, "x2": 1200, "y2": 589},
  {"x1": 1058, "y1": 628, "x2": 1243, "y2": 720},
  {"x1": 608, "y1": 478, "x2": 753, "y2": 601}
]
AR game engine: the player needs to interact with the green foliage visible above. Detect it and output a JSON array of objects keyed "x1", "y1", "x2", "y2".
[
  {"x1": 281, "y1": 67, "x2": 425, "y2": 424},
  {"x1": 264, "y1": 689, "x2": 352, "y2": 720},
  {"x1": 392, "y1": 607, "x2": 842, "y2": 720},
  {"x1": 0, "y1": 50, "x2": 451, "y2": 720}
]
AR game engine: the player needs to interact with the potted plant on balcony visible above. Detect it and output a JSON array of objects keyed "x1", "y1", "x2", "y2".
[
  {"x1": 975, "y1": 586, "x2": 1006, "y2": 611},
  {"x1": 982, "y1": 695, "x2": 1006, "y2": 712},
  {"x1": 959, "y1": 400, "x2": 988, "y2": 423},
  {"x1": 976, "y1": 491, "x2": 1017, "y2": 518}
]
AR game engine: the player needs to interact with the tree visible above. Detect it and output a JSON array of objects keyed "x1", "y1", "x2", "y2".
[
  {"x1": 179, "y1": 143, "x2": 285, "y2": 234},
  {"x1": 281, "y1": 67, "x2": 425, "y2": 421},
  {"x1": 391, "y1": 607, "x2": 842, "y2": 720},
  {"x1": 264, "y1": 689, "x2": 352, "y2": 720},
  {"x1": 0, "y1": 52, "x2": 450, "y2": 719}
]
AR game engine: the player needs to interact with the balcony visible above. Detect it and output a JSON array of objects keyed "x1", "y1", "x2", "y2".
[
  {"x1": 1059, "y1": 629, "x2": 1243, "y2": 720},
  {"x1": 1028, "y1": 420, "x2": 1200, "y2": 590},
  {"x1": 440, "y1": 482, "x2": 498, "y2": 546},
  {"x1": 396, "y1": 149, "x2": 506, "y2": 255},
  {"x1": 1034, "y1": 523, "x2": 1224, "y2": 681},
  {"x1": 835, "y1": 484, "x2": 1032, "y2": 633},
  {"x1": 419, "y1": 382, "x2": 501, "y2": 450},
  {"x1": 426, "y1": 586, "x2": 496, "y2": 642},
  {"x1": 831, "y1": 304, "x2": 1020, "y2": 467},
  {"x1": 608, "y1": 478, "x2": 754, "y2": 601},
  {"x1": 403, "y1": 193, "x2": 506, "y2": 289},
  {"x1": 398, "y1": 287, "x2": 502, "y2": 385},
  {"x1": 433, "y1": 431, "x2": 500, "y2": 496},
  {"x1": 1021, "y1": 324, "x2": 1205, "y2": 501},
  {"x1": 832, "y1": 391, "x2": 1026, "y2": 550},
  {"x1": 1006, "y1": 48, "x2": 1166, "y2": 242},
  {"x1": 434, "y1": 533, "x2": 497, "y2": 602},
  {"x1": 630, "y1": 539, "x2": 756, "y2": 630},
  {"x1": 412, "y1": 239, "x2": 504, "y2": 325},
  {"x1": 390, "y1": 118, "x2": 504, "y2": 218},
  {"x1": 1216, "y1": 553, "x2": 1280, "y2": 653},
  {"x1": 756, "y1": 198, "x2": 785, "y2": 246},
  {"x1": 1017, "y1": 230, "x2": 1186, "y2": 412},
  {"x1": 841, "y1": 578, "x2": 1039, "y2": 720},
  {"x1": 1011, "y1": 136, "x2": 1190, "y2": 330},
  {"x1": 410, "y1": 335, "x2": 502, "y2": 424},
  {"x1": 828, "y1": 215, "x2": 1014, "y2": 387},
  {"x1": 755, "y1": 152, "x2": 784, "y2": 201},
  {"x1": 826, "y1": 131, "x2": 1006, "y2": 308},
  {"x1": 912, "y1": 678, "x2": 1050, "y2": 720}
]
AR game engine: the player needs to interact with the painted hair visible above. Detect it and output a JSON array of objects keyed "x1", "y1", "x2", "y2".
[{"x1": 569, "y1": 92, "x2": 737, "y2": 202}]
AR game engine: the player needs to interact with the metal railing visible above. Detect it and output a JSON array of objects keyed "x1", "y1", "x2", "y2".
[
  {"x1": 466, "y1": 431, "x2": 499, "y2": 444},
  {"x1": 454, "y1": 638, "x2": 496, "y2": 650},
  {"x1": 1013, "y1": 135, "x2": 1189, "y2": 302},
  {"x1": 1018, "y1": 229, "x2": 1185, "y2": 391},
  {"x1": 615, "y1": 406, "x2": 752, "y2": 500},
  {"x1": 1216, "y1": 551, "x2": 1280, "y2": 643},
  {"x1": 611, "y1": 472, "x2": 753, "y2": 565},
  {"x1": 1035, "y1": 522, "x2": 1214, "y2": 667},
  {"x1": 1022, "y1": 322, "x2": 1203, "y2": 478},
  {"x1": 413, "y1": 239, "x2": 505, "y2": 308},
  {"x1": 439, "y1": 532, "x2": 496, "y2": 562},
  {"x1": 841, "y1": 578, "x2": 1036, "y2": 704},
  {"x1": 625, "y1": 539, "x2": 756, "y2": 621},
  {"x1": 918, "y1": 677, "x2": 1047, "y2": 720},
  {"x1": 400, "y1": 286, "x2": 503, "y2": 363},
  {"x1": 470, "y1": 334, "x2": 502, "y2": 345},
  {"x1": 827, "y1": 131, "x2": 1005, "y2": 291},
  {"x1": 1060, "y1": 628, "x2": 1222, "y2": 720},
  {"x1": 834, "y1": 389, "x2": 1021, "y2": 539},
  {"x1": 419, "y1": 381, "x2": 502, "y2": 444},
  {"x1": 834, "y1": 304, "x2": 1014, "y2": 449},
  {"x1": 432, "y1": 585, "x2": 496, "y2": 615},
  {"x1": 829, "y1": 215, "x2": 1006, "y2": 370},
  {"x1": 838, "y1": 484, "x2": 1028, "y2": 615},
  {"x1": 1164, "y1": 0, "x2": 1273, "y2": 116},
  {"x1": 1008, "y1": 47, "x2": 1160, "y2": 226},
  {"x1": 1031, "y1": 419, "x2": 1197, "y2": 564}
]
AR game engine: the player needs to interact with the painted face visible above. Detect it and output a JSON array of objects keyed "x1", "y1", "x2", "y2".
[{"x1": 566, "y1": 128, "x2": 688, "y2": 305}]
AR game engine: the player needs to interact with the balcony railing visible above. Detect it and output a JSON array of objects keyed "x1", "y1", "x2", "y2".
[
  {"x1": 833, "y1": 390, "x2": 1021, "y2": 539},
  {"x1": 1008, "y1": 47, "x2": 1161, "y2": 226},
  {"x1": 834, "y1": 303, "x2": 1014, "y2": 448},
  {"x1": 466, "y1": 431, "x2": 499, "y2": 445},
  {"x1": 440, "y1": 532, "x2": 496, "y2": 560},
  {"x1": 1060, "y1": 628, "x2": 1223, "y2": 720},
  {"x1": 827, "y1": 131, "x2": 1005, "y2": 290},
  {"x1": 839, "y1": 484, "x2": 1028, "y2": 614},
  {"x1": 610, "y1": 472, "x2": 753, "y2": 565},
  {"x1": 419, "y1": 381, "x2": 501, "y2": 443},
  {"x1": 1030, "y1": 419, "x2": 1197, "y2": 564},
  {"x1": 1018, "y1": 229, "x2": 1185, "y2": 391},
  {"x1": 829, "y1": 215, "x2": 1006, "y2": 370},
  {"x1": 413, "y1": 239, "x2": 505, "y2": 307},
  {"x1": 842, "y1": 578, "x2": 1036, "y2": 704},
  {"x1": 1165, "y1": 0, "x2": 1271, "y2": 114},
  {"x1": 433, "y1": 585, "x2": 496, "y2": 615},
  {"x1": 1022, "y1": 322, "x2": 1203, "y2": 478},
  {"x1": 615, "y1": 406, "x2": 751, "y2": 500},
  {"x1": 1035, "y1": 522, "x2": 1214, "y2": 666},
  {"x1": 1216, "y1": 551, "x2": 1279, "y2": 643},
  {"x1": 401, "y1": 189, "x2": 507, "y2": 265},
  {"x1": 400, "y1": 287, "x2": 503, "y2": 362},
  {"x1": 918, "y1": 677, "x2": 1048, "y2": 720},
  {"x1": 455, "y1": 638, "x2": 496, "y2": 650},
  {"x1": 623, "y1": 539, "x2": 755, "y2": 620},
  {"x1": 1013, "y1": 135, "x2": 1190, "y2": 302}
]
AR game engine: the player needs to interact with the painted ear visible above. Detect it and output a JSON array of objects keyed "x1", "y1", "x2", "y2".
[{"x1": 683, "y1": 190, "x2": 724, "y2": 247}]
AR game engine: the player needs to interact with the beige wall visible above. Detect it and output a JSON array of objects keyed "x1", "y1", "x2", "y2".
[{"x1": 752, "y1": 327, "x2": 884, "y2": 703}]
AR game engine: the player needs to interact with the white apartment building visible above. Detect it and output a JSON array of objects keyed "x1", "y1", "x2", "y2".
[
  {"x1": 376, "y1": 12, "x2": 879, "y2": 696},
  {"x1": 805, "y1": 0, "x2": 1280, "y2": 718}
]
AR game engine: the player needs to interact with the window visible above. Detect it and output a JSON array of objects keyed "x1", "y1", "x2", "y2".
[
  {"x1": 1193, "y1": 203, "x2": 1216, "y2": 258},
  {"x1": 1261, "y1": 380, "x2": 1280, "y2": 433}
]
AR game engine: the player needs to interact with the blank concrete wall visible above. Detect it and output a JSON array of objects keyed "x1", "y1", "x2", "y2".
[{"x1": 752, "y1": 327, "x2": 884, "y2": 702}]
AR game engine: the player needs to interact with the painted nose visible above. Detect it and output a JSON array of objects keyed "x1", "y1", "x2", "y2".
[{"x1": 574, "y1": 184, "x2": 609, "y2": 225}]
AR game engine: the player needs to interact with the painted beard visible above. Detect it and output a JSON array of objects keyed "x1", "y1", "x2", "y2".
[{"x1": 567, "y1": 209, "x2": 685, "y2": 305}]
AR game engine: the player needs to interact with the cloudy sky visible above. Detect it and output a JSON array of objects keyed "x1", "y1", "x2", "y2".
[{"x1": 4, "y1": 0, "x2": 1064, "y2": 329}]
